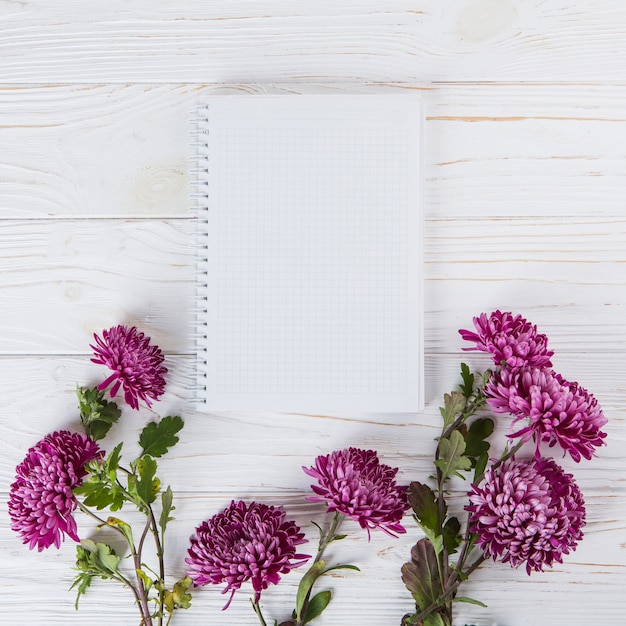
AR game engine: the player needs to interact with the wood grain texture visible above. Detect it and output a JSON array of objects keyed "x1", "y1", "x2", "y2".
[
  {"x1": 2, "y1": 1, "x2": 626, "y2": 82},
  {"x1": 1, "y1": 1, "x2": 626, "y2": 623},
  {"x1": 0, "y1": 357, "x2": 624, "y2": 626},
  {"x1": 3, "y1": 82, "x2": 626, "y2": 218}
]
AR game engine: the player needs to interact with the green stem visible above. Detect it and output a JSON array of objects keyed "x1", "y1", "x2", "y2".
[
  {"x1": 75, "y1": 500, "x2": 152, "y2": 626},
  {"x1": 146, "y1": 503, "x2": 166, "y2": 626},
  {"x1": 130, "y1": 531, "x2": 154, "y2": 626},
  {"x1": 315, "y1": 511, "x2": 343, "y2": 564},
  {"x1": 251, "y1": 598, "x2": 269, "y2": 626},
  {"x1": 404, "y1": 555, "x2": 487, "y2": 626},
  {"x1": 295, "y1": 512, "x2": 344, "y2": 626}
]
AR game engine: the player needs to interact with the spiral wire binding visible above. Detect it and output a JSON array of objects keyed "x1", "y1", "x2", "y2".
[{"x1": 188, "y1": 103, "x2": 210, "y2": 408}]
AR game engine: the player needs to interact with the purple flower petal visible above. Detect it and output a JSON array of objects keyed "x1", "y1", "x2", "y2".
[
  {"x1": 91, "y1": 325, "x2": 167, "y2": 410},
  {"x1": 303, "y1": 447, "x2": 409, "y2": 537},
  {"x1": 459, "y1": 310, "x2": 553, "y2": 368},
  {"x1": 466, "y1": 457, "x2": 586, "y2": 574},
  {"x1": 8, "y1": 431, "x2": 101, "y2": 551},
  {"x1": 186, "y1": 500, "x2": 309, "y2": 608},
  {"x1": 485, "y1": 366, "x2": 607, "y2": 462}
]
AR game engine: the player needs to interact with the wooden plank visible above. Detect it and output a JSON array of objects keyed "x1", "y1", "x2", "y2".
[
  {"x1": 2, "y1": 2, "x2": 626, "y2": 83},
  {"x1": 2, "y1": 83, "x2": 626, "y2": 219},
  {"x1": 0, "y1": 490, "x2": 623, "y2": 625},
  {"x1": 1, "y1": 354, "x2": 623, "y2": 490},
  {"x1": 1, "y1": 217, "x2": 625, "y2": 353}
]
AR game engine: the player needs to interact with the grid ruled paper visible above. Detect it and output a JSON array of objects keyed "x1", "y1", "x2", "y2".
[{"x1": 198, "y1": 95, "x2": 422, "y2": 413}]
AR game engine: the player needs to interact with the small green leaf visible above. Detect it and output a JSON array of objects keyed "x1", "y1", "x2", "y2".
[
  {"x1": 302, "y1": 590, "x2": 331, "y2": 624},
  {"x1": 106, "y1": 443, "x2": 123, "y2": 474},
  {"x1": 435, "y1": 430, "x2": 472, "y2": 482},
  {"x1": 322, "y1": 564, "x2": 360, "y2": 574},
  {"x1": 134, "y1": 455, "x2": 160, "y2": 506},
  {"x1": 163, "y1": 576, "x2": 193, "y2": 613},
  {"x1": 473, "y1": 452, "x2": 489, "y2": 482},
  {"x1": 136, "y1": 569, "x2": 154, "y2": 593},
  {"x1": 70, "y1": 571, "x2": 94, "y2": 609},
  {"x1": 442, "y1": 516, "x2": 461, "y2": 555},
  {"x1": 439, "y1": 391, "x2": 466, "y2": 431},
  {"x1": 139, "y1": 415, "x2": 184, "y2": 459},
  {"x1": 106, "y1": 516, "x2": 134, "y2": 546},
  {"x1": 159, "y1": 486, "x2": 175, "y2": 535},
  {"x1": 77, "y1": 386, "x2": 122, "y2": 441},
  {"x1": 74, "y1": 449, "x2": 126, "y2": 512},
  {"x1": 423, "y1": 613, "x2": 447, "y2": 626},
  {"x1": 95, "y1": 542, "x2": 121, "y2": 574},
  {"x1": 408, "y1": 482, "x2": 440, "y2": 533},
  {"x1": 295, "y1": 560, "x2": 325, "y2": 621},
  {"x1": 75, "y1": 540, "x2": 120, "y2": 576},
  {"x1": 459, "y1": 363, "x2": 474, "y2": 398},
  {"x1": 453, "y1": 596, "x2": 488, "y2": 608},
  {"x1": 401, "y1": 538, "x2": 442, "y2": 612},
  {"x1": 464, "y1": 418, "x2": 494, "y2": 459}
]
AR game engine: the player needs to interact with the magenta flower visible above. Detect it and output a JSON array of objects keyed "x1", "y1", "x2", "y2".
[
  {"x1": 466, "y1": 457, "x2": 586, "y2": 574},
  {"x1": 459, "y1": 310, "x2": 553, "y2": 368},
  {"x1": 485, "y1": 366, "x2": 607, "y2": 462},
  {"x1": 186, "y1": 500, "x2": 309, "y2": 609},
  {"x1": 91, "y1": 325, "x2": 167, "y2": 410},
  {"x1": 303, "y1": 447, "x2": 409, "y2": 537},
  {"x1": 8, "y1": 430, "x2": 101, "y2": 551}
]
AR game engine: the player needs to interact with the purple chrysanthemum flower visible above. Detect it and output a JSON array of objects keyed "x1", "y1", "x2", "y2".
[
  {"x1": 303, "y1": 447, "x2": 409, "y2": 537},
  {"x1": 91, "y1": 325, "x2": 167, "y2": 410},
  {"x1": 8, "y1": 430, "x2": 101, "y2": 551},
  {"x1": 459, "y1": 310, "x2": 553, "y2": 368},
  {"x1": 186, "y1": 500, "x2": 309, "y2": 609},
  {"x1": 466, "y1": 457, "x2": 586, "y2": 575},
  {"x1": 485, "y1": 366, "x2": 607, "y2": 462}
]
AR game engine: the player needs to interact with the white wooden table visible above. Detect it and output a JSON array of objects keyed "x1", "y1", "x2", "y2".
[{"x1": 1, "y1": 2, "x2": 625, "y2": 625}]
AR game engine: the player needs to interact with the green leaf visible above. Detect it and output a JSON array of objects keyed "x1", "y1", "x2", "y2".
[
  {"x1": 435, "y1": 430, "x2": 472, "y2": 482},
  {"x1": 422, "y1": 529, "x2": 444, "y2": 556},
  {"x1": 75, "y1": 540, "x2": 120, "y2": 576},
  {"x1": 322, "y1": 564, "x2": 360, "y2": 574},
  {"x1": 463, "y1": 418, "x2": 494, "y2": 459},
  {"x1": 453, "y1": 596, "x2": 488, "y2": 608},
  {"x1": 459, "y1": 363, "x2": 474, "y2": 398},
  {"x1": 295, "y1": 560, "x2": 326, "y2": 621},
  {"x1": 106, "y1": 443, "x2": 123, "y2": 474},
  {"x1": 106, "y1": 516, "x2": 134, "y2": 546},
  {"x1": 95, "y1": 542, "x2": 121, "y2": 574},
  {"x1": 439, "y1": 392, "x2": 466, "y2": 431},
  {"x1": 401, "y1": 538, "x2": 443, "y2": 612},
  {"x1": 442, "y1": 516, "x2": 461, "y2": 555},
  {"x1": 74, "y1": 447, "x2": 126, "y2": 512},
  {"x1": 136, "y1": 568, "x2": 154, "y2": 594},
  {"x1": 473, "y1": 452, "x2": 489, "y2": 483},
  {"x1": 134, "y1": 455, "x2": 160, "y2": 506},
  {"x1": 70, "y1": 571, "x2": 94, "y2": 609},
  {"x1": 423, "y1": 613, "x2": 447, "y2": 626},
  {"x1": 163, "y1": 576, "x2": 193, "y2": 613},
  {"x1": 159, "y1": 486, "x2": 175, "y2": 535},
  {"x1": 302, "y1": 590, "x2": 331, "y2": 624},
  {"x1": 139, "y1": 415, "x2": 184, "y2": 459},
  {"x1": 408, "y1": 482, "x2": 440, "y2": 533},
  {"x1": 77, "y1": 386, "x2": 122, "y2": 441}
]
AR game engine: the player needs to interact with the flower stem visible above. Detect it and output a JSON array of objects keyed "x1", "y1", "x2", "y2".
[
  {"x1": 251, "y1": 598, "x2": 269, "y2": 626},
  {"x1": 403, "y1": 555, "x2": 487, "y2": 626},
  {"x1": 295, "y1": 512, "x2": 344, "y2": 626},
  {"x1": 315, "y1": 511, "x2": 343, "y2": 563},
  {"x1": 146, "y1": 503, "x2": 167, "y2": 626},
  {"x1": 75, "y1": 500, "x2": 152, "y2": 626}
]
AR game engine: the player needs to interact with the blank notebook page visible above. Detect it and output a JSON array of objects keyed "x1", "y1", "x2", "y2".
[{"x1": 195, "y1": 94, "x2": 422, "y2": 413}]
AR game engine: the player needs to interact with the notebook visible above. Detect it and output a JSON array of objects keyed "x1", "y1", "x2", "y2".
[{"x1": 191, "y1": 94, "x2": 423, "y2": 413}]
